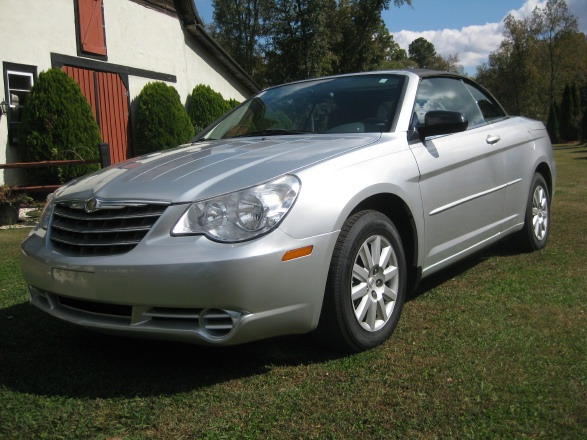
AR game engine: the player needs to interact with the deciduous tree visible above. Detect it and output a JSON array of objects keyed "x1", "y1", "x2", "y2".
[
  {"x1": 476, "y1": 0, "x2": 585, "y2": 123},
  {"x1": 211, "y1": 0, "x2": 272, "y2": 85}
]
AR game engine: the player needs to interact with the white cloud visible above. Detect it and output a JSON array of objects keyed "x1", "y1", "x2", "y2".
[
  {"x1": 506, "y1": 0, "x2": 546, "y2": 21},
  {"x1": 391, "y1": 0, "x2": 559, "y2": 73}
]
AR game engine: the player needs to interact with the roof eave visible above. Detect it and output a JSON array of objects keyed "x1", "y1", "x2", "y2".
[{"x1": 172, "y1": 0, "x2": 260, "y2": 95}]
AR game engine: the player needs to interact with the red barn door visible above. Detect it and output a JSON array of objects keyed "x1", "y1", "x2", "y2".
[{"x1": 63, "y1": 66, "x2": 130, "y2": 164}]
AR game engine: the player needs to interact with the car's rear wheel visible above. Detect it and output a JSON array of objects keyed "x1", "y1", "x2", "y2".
[
  {"x1": 518, "y1": 173, "x2": 550, "y2": 251},
  {"x1": 317, "y1": 210, "x2": 406, "y2": 352}
]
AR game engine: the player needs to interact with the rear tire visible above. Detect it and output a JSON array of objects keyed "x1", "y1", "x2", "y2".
[
  {"x1": 517, "y1": 173, "x2": 550, "y2": 251},
  {"x1": 317, "y1": 210, "x2": 407, "y2": 353}
]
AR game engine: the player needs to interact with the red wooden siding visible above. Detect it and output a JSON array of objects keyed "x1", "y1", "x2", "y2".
[
  {"x1": 77, "y1": 0, "x2": 107, "y2": 56},
  {"x1": 63, "y1": 67, "x2": 130, "y2": 164},
  {"x1": 97, "y1": 72, "x2": 129, "y2": 164},
  {"x1": 62, "y1": 65, "x2": 97, "y2": 119}
]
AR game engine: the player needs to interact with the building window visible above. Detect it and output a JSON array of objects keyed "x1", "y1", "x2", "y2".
[
  {"x1": 3, "y1": 63, "x2": 37, "y2": 145},
  {"x1": 77, "y1": 0, "x2": 107, "y2": 57}
]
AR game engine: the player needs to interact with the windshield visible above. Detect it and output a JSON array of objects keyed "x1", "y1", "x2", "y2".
[{"x1": 203, "y1": 74, "x2": 406, "y2": 140}]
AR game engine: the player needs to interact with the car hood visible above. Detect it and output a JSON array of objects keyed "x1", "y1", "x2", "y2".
[{"x1": 55, "y1": 134, "x2": 381, "y2": 203}]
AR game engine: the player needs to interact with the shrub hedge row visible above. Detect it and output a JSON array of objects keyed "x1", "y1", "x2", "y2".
[{"x1": 18, "y1": 70, "x2": 241, "y2": 185}]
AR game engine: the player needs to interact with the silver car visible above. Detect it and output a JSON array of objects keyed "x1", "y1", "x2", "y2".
[{"x1": 20, "y1": 70, "x2": 555, "y2": 352}]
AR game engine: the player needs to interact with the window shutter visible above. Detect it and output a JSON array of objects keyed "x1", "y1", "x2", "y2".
[{"x1": 77, "y1": 0, "x2": 106, "y2": 56}]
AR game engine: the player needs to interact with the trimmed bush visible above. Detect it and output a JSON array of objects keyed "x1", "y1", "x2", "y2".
[
  {"x1": 134, "y1": 82, "x2": 194, "y2": 156},
  {"x1": 187, "y1": 85, "x2": 233, "y2": 133},
  {"x1": 227, "y1": 98, "x2": 241, "y2": 109},
  {"x1": 19, "y1": 68, "x2": 102, "y2": 185}
]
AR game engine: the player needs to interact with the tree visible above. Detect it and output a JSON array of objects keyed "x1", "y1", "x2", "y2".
[
  {"x1": 377, "y1": 34, "x2": 415, "y2": 70},
  {"x1": 408, "y1": 37, "x2": 436, "y2": 68},
  {"x1": 134, "y1": 82, "x2": 194, "y2": 156},
  {"x1": 211, "y1": 0, "x2": 272, "y2": 85},
  {"x1": 531, "y1": 0, "x2": 579, "y2": 116},
  {"x1": 406, "y1": 37, "x2": 463, "y2": 73},
  {"x1": 333, "y1": 0, "x2": 412, "y2": 74},
  {"x1": 546, "y1": 102, "x2": 560, "y2": 143},
  {"x1": 476, "y1": 14, "x2": 544, "y2": 118},
  {"x1": 559, "y1": 84, "x2": 577, "y2": 141},
  {"x1": 211, "y1": 0, "x2": 414, "y2": 85},
  {"x1": 264, "y1": 0, "x2": 338, "y2": 85},
  {"x1": 476, "y1": 0, "x2": 585, "y2": 123},
  {"x1": 19, "y1": 68, "x2": 101, "y2": 185}
]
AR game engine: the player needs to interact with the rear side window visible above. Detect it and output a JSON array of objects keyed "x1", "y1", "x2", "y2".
[
  {"x1": 415, "y1": 77, "x2": 485, "y2": 128},
  {"x1": 464, "y1": 82, "x2": 506, "y2": 122}
]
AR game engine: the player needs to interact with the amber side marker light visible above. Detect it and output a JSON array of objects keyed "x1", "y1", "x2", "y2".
[{"x1": 282, "y1": 245, "x2": 314, "y2": 261}]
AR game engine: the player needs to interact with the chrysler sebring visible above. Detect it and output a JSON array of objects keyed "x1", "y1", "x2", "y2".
[{"x1": 20, "y1": 70, "x2": 555, "y2": 352}]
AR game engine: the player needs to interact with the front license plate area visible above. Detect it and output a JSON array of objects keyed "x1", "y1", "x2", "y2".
[{"x1": 52, "y1": 268, "x2": 96, "y2": 297}]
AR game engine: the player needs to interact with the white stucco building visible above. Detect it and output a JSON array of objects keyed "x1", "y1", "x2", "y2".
[{"x1": 0, "y1": 0, "x2": 258, "y2": 186}]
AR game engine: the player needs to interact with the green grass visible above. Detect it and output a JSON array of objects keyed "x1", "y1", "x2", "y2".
[{"x1": 1, "y1": 144, "x2": 585, "y2": 439}]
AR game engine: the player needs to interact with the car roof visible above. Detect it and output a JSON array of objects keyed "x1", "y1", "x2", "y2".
[
  {"x1": 260, "y1": 69, "x2": 466, "y2": 93},
  {"x1": 406, "y1": 69, "x2": 462, "y2": 78}
]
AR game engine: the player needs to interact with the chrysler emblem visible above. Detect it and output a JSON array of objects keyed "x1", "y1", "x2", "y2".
[{"x1": 84, "y1": 198, "x2": 100, "y2": 213}]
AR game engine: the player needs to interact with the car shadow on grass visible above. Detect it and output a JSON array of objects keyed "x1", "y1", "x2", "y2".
[
  {"x1": 0, "y1": 238, "x2": 525, "y2": 399},
  {"x1": 406, "y1": 236, "x2": 522, "y2": 301},
  {"x1": 0, "y1": 300, "x2": 338, "y2": 399}
]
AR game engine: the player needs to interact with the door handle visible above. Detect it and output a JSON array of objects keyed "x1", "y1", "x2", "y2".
[{"x1": 486, "y1": 134, "x2": 501, "y2": 144}]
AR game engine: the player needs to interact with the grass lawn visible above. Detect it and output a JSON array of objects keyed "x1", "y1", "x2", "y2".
[{"x1": 0, "y1": 144, "x2": 585, "y2": 439}]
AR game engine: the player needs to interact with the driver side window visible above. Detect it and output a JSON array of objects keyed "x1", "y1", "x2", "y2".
[{"x1": 415, "y1": 77, "x2": 485, "y2": 128}]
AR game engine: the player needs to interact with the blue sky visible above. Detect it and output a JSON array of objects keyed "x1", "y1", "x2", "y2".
[{"x1": 195, "y1": 0, "x2": 586, "y2": 74}]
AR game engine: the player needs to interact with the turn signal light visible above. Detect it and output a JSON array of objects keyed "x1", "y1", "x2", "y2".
[{"x1": 282, "y1": 246, "x2": 313, "y2": 261}]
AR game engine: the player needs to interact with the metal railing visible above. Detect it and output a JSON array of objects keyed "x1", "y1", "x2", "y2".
[{"x1": 0, "y1": 143, "x2": 111, "y2": 192}]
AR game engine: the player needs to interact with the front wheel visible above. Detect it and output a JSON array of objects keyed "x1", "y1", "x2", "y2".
[
  {"x1": 317, "y1": 210, "x2": 407, "y2": 352},
  {"x1": 517, "y1": 173, "x2": 551, "y2": 251}
]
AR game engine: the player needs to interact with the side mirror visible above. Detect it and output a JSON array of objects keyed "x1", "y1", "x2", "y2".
[{"x1": 418, "y1": 111, "x2": 468, "y2": 141}]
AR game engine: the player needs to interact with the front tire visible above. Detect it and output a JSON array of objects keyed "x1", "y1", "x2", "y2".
[{"x1": 317, "y1": 210, "x2": 407, "y2": 352}]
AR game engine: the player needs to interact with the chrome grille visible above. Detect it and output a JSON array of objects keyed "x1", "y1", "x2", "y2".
[{"x1": 50, "y1": 201, "x2": 168, "y2": 256}]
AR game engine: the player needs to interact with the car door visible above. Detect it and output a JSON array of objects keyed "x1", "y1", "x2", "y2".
[
  {"x1": 409, "y1": 77, "x2": 508, "y2": 274},
  {"x1": 462, "y1": 82, "x2": 534, "y2": 235}
]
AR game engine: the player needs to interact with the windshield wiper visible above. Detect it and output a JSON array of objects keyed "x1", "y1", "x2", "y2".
[{"x1": 232, "y1": 129, "x2": 313, "y2": 138}]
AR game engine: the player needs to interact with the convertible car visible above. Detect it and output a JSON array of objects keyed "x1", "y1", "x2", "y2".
[{"x1": 20, "y1": 70, "x2": 555, "y2": 352}]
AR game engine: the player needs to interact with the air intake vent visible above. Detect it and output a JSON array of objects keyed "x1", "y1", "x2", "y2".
[
  {"x1": 50, "y1": 201, "x2": 168, "y2": 256},
  {"x1": 144, "y1": 307, "x2": 237, "y2": 337},
  {"x1": 200, "y1": 309, "x2": 237, "y2": 337}
]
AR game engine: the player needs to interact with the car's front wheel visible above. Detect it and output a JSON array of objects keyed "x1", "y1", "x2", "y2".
[{"x1": 317, "y1": 210, "x2": 406, "y2": 352}]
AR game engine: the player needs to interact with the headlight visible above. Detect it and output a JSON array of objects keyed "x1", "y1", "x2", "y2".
[
  {"x1": 38, "y1": 193, "x2": 56, "y2": 230},
  {"x1": 172, "y1": 175, "x2": 300, "y2": 242}
]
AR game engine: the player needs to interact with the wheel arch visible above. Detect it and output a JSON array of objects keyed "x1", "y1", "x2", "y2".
[{"x1": 535, "y1": 162, "x2": 553, "y2": 197}]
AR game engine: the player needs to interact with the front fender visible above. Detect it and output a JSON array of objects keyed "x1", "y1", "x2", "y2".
[{"x1": 280, "y1": 141, "x2": 423, "y2": 244}]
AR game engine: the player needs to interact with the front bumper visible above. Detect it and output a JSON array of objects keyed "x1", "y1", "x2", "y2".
[{"x1": 20, "y1": 224, "x2": 337, "y2": 345}]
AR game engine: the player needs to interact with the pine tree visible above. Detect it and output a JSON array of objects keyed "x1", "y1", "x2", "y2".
[{"x1": 560, "y1": 84, "x2": 574, "y2": 141}]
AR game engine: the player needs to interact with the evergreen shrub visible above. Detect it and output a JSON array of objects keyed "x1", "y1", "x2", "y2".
[
  {"x1": 134, "y1": 82, "x2": 194, "y2": 156},
  {"x1": 187, "y1": 85, "x2": 233, "y2": 133},
  {"x1": 227, "y1": 98, "x2": 241, "y2": 109},
  {"x1": 19, "y1": 68, "x2": 102, "y2": 185}
]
